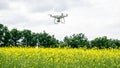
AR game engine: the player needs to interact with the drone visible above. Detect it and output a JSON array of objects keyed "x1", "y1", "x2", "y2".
[{"x1": 49, "y1": 13, "x2": 68, "y2": 24}]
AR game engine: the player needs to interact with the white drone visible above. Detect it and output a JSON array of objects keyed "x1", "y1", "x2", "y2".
[{"x1": 49, "y1": 13, "x2": 68, "y2": 24}]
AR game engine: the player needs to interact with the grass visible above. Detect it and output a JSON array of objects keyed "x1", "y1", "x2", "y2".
[{"x1": 0, "y1": 47, "x2": 120, "y2": 68}]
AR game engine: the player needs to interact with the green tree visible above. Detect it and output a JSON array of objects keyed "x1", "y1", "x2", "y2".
[
  {"x1": 0, "y1": 24, "x2": 11, "y2": 46},
  {"x1": 91, "y1": 36, "x2": 120, "y2": 48},
  {"x1": 2, "y1": 26, "x2": 11, "y2": 46},
  {"x1": 21, "y1": 29, "x2": 33, "y2": 46},
  {"x1": 10, "y1": 28, "x2": 21, "y2": 46},
  {"x1": 36, "y1": 31, "x2": 58, "y2": 47},
  {"x1": 91, "y1": 36, "x2": 107, "y2": 48},
  {"x1": 113, "y1": 39, "x2": 120, "y2": 47},
  {"x1": 0, "y1": 24, "x2": 4, "y2": 46},
  {"x1": 108, "y1": 39, "x2": 120, "y2": 48},
  {"x1": 30, "y1": 33, "x2": 38, "y2": 46},
  {"x1": 64, "y1": 33, "x2": 89, "y2": 48}
]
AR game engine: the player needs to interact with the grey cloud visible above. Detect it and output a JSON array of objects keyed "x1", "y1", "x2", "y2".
[
  {"x1": 28, "y1": 0, "x2": 68, "y2": 12},
  {"x1": 30, "y1": 4, "x2": 53, "y2": 12},
  {"x1": 29, "y1": 0, "x2": 92, "y2": 12},
  {"x1": 0, "y1": 1, "x2": 9, "y2": 10},
  {"x1": 1, "y1": 14, "x2": 29, "y2": 26},
  {"x1": 11, "y1": 0, "x2": 86, "y2": 12},
  {"x1": 1, "y1": 12, "x2": 53, "y2": 26},
  {"x1": 6, "y1": 0, "x2": 92, "y2": 13}
]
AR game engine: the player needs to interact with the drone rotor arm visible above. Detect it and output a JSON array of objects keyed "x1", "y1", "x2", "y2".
[
  {"x1": 63, "y1": 14, "x2": 68, "y2": 17},
  {"x1": 49, "y1": 14, "x2": 56, "y2": 18}
]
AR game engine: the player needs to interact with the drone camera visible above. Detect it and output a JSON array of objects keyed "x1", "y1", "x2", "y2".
[{"x1": 57, "y1": 19, "x2": 60, "y2": 22}]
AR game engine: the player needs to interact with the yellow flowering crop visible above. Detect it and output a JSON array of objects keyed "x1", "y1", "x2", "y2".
[{"x1": 0, "y1": 47, "x2": 120, "y2": 68}]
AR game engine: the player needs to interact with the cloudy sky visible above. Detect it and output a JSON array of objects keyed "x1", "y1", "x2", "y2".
[{"x1": 0, "y1": 0, "x2": 120, "y2": 40}]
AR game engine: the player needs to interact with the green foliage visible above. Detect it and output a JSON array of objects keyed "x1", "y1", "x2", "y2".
[
  {"x1": 91, "y1": 36, "x2": 120, "y2": 48},
  {"x1": 0, "y1": 24, "x2": 11, "y2": 46},
  {"x1": 63, "y1": 33, "x2": 89, "y2": 48},
  {"x1": 2, "y1": 26, "x2": 11, "y2": 46},
  {"x1": 10, "y1": 28, "x2": 21, "y2": 46},
  {"x1": 0, "y1": 23, "x2": 120, "y2": 48},
  {"x1": 21, "y1": 29, "x2": 33, "y2": 46},
  {"x1": 34, "y1": 31, "x2": 58, "y2": 47}
]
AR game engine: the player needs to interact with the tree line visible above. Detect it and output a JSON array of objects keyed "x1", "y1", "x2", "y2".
[{"x1": 0, "y1": 23, "x2": 120, "y2": 48}]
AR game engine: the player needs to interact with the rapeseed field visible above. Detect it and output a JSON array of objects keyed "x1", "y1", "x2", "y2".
[{"x1": 0, "y1": 47, "x2": 120, "y2": 68}]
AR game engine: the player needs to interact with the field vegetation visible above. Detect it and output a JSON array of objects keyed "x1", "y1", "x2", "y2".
[
  {"x1": 1, "y1": 22, "x2": 120, "y2": 68},
  {"x1": 0, "y1": 47, "x2": 120, "y2": 68}
]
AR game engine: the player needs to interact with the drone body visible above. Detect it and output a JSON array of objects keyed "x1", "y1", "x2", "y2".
[{"x1": 49, "y1": 13, "x2": 68, "y2": 24}]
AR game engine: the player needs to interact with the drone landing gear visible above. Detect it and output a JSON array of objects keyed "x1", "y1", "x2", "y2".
[
  {"x1": 54, "y1": 18, "x2": 65, "y2": 24},
  {"x1": 61, "y1": 18, "x2": 65, "y2": 24}
]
